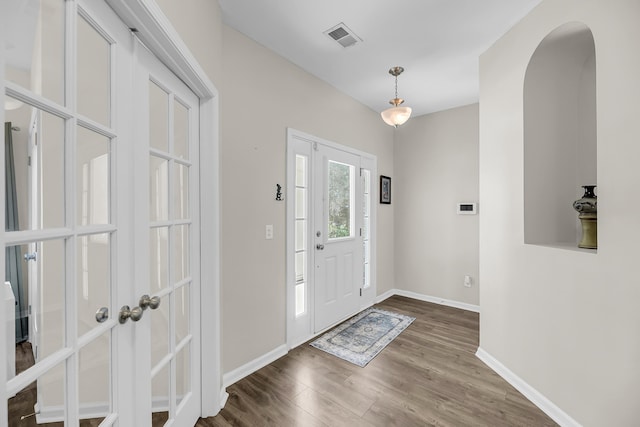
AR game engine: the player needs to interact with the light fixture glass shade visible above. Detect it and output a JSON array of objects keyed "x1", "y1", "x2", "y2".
[{"x1": 381, "y1": 106, "x2": 412, "y2": 127}]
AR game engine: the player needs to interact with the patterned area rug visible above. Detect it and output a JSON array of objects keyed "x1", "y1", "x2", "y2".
[{"x1": 310, "y1": 307, "x2": 415, "y2": 367}]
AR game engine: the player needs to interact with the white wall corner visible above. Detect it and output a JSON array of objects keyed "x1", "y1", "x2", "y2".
[
  {"x1": 375, "y1": 289, "x2": 396, "y2": 303},
  {"x1": 222, "y1": 344, "x2": 288, "y2": 388},
  {"x1": 475, "y1": 347, "x2": 582, "y2": 427}
]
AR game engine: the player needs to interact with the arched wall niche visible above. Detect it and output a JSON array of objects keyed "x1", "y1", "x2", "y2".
[{"x1": 523, "y1": 22, "x2": 597, "y2": 251}]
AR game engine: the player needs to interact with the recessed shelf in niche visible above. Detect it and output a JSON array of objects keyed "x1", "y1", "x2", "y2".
[{"x1": 523, "y1": 22, "x2": 597, "y2": 252}]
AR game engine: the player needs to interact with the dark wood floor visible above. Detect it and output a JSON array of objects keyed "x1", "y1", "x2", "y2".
[{"x1": 197, "y1": 296, "x2": 558, "y2": 427}]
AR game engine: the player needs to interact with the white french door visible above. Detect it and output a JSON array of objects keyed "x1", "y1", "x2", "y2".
[
  {"x1": 2, "y1": 1, "x2": 202, "y2": 425},
  {"x1": 134, "y1": 41, "x2": 202, "y2": 426},
  {"x1": 313, "y1": 145, "x2": 363, "y2": 332},
  {"x1": 286, "y1": 129, "x2": 377, "y2": 346}
]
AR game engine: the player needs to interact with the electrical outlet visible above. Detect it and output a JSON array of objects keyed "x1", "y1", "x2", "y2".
[
  {"x1": 265, "y1": 225, "x2": 273, "y2": 240},
  {"x1": 464, "y1": 275, "x2": 472, "y2": 287}
]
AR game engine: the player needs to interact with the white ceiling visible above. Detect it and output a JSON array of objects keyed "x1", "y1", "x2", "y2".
[{"x1": 218, "y1": 0, "x2": 542, "y2": 117}]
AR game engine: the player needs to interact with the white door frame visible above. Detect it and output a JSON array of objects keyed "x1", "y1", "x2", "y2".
[
  {"x1": 0, "y1": 0, "x2": 224, "y2": 420},
  {"x1": 286, "y1": 128, "x2": 377, "y2": 349}
]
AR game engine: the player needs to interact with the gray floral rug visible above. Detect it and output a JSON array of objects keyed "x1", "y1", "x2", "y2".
[{"x1": 310, "y1": 307, "x2": 415, "y2": 367}]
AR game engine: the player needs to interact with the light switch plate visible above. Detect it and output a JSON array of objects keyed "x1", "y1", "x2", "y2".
[{"x1": 265, "y1": 225, "x2": 273, "y2": 240}]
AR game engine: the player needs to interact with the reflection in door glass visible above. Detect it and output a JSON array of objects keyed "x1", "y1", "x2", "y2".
[
  {"x1": 8, "y1": 359, "x2": 67, "y2": 425},
  {"x1": 78, "y1": 332, "x2": 110, "y2": 424},
  {"x1": 151, "y1": 361, "x2": 170, "y2": 425},
  {"x1": 77, "y1": 126, "x2": 110, "y2": 226},
  {"x1": 77, "y1": 14, "x2": 111, "y2": 126},
  {"x1": 5, "y1": 100, "x2": 66, "y2": 230},
  {"x1": 76, "y1": 234, "x2": 110, "y2": 338},
  {"x1": 328, "y1": 161, "x2": 354, "y2": 239},
  {"x1": 5, "y1": 0, "x2": 66, "y2": 105},
  {"x1": 176, "y1": 345, "x2": 191, "y2": 408}
]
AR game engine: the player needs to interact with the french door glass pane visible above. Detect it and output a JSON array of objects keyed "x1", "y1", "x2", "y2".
[
  {"x1": 175, "y1": 284, "x2": 190, "y2": 344},
  {"x1": 5, "y1": 0, "x2": 65, "y2": 105},
  {"x1": 149, "y1": 82, "x2": 169, "y2": 152},
  {"x1": 150, "y1": 227, "x2": 169, "y2": 292},
  {"x1": 4, "y1": 99, "x2": 65, "y2": 230},
  {"x1": 173, "y1": 163, "x2": 189, "y2": 220},
  {"x1": 151, "y1": 363, "x2": 170, "y2": 425},
  {"x1": 174, "y1": 101, "x2": 189, "y2": 160},
  {"x1": 78, "y1": 331, "x2": 110, "y2": 424},
  {"x1": 173, "y1": 225, "x2": 190, "y2": 282},
  {"x1": 150, "y1": 298, "x2": 169, "y2": 368},
  {"x1": 36, "y1": 238, "x2": 67, "y2": 361},
  {"x1": 150, "y1": 156, "x2": 169, "y2": 222},
  {"x1": 77, "y1": 14, "x2": 111, "y2": 126},
  {"x1": 77, "y1": 126, "x2": 110, "y2": 226},
  {"x1": 76, "y1": 234, "x2": 110, "y2": 338},
  {"x1": 328, "y1": 161, "x2": 353, "y2": 239},
  {"x1": 176, "y1": 345, "x2": 190, "y2": 408}
]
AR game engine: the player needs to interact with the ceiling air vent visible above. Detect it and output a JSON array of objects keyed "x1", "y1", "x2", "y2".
[{"x1": 324, "y1": 22, "x2": 362, "y2": 48}]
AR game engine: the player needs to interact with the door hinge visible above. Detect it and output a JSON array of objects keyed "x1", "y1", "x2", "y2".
[
  {"x1": 28, "y1": 156, "x2": 31, "y2": 166},
  {"x1": 360, "y1": 288, "x2": 362, "y2": 297},
  {"x1": 360, "y1": 228, "x2": 362, "y2": 237}
]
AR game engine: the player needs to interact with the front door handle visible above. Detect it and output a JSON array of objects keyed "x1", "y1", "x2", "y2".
[{"x1": 316, "y1": 244, "x2": 325, "y2": 250}]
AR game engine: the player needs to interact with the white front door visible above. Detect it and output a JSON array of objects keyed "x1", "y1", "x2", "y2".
[
  {"x1": 2, "y1": 1, "x2": 202, "y2": 425},
  {"x1": 313, "y1": 145, "x2": 363, "y2": 332}
]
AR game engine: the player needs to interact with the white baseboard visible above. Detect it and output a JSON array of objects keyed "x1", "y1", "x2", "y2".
[
  {"x1": 376, "y1": 288, "x2": 480, "y2": 313},
  {"x1": 475, "y1": 347, "x2": 581, "y2": 427},
  {"x1": 219, "y1": 388, "x2": 229, "y2": 409},
  {"x1": 223, "y1": 344, "x2": 288, "y2": 388}
]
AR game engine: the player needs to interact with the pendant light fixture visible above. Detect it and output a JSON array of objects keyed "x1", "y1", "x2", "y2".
[{"x1": 381, "y1": 66, "x2": 412, "y2": 127}]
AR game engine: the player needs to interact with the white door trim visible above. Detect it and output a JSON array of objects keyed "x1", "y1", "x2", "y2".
[
  {"x1": 286, "y1": 128, "x2": 377, "y2": 349},
  {"x1": 105, "y1": 0, "x2": 223, "y2": 416}
]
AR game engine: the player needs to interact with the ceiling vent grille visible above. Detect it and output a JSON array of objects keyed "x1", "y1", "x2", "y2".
[{"x1": 324, "y1": 22, "x2": 362, "y2": 48}]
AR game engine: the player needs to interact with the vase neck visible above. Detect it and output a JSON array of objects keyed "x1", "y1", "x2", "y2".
[{"x1": 582, "y1": 186, "x2": 596, "y2": 198}]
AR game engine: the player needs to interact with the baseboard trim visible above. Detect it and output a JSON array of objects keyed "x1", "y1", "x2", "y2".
[
  {"x1": 219, "y1": 388, "x2": 229, "y2": 409},
  {"x1": 377, "y1": 288, "x2": 480, "y2": 313},
  {"x1": 475, "y1": 347, "x2": 581, "y2": 427},
  {"x1": 223, "y1": 344, "x2": 288, "y2": 388}
]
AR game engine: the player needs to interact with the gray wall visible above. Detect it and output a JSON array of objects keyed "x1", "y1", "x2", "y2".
[{"x1": 394, "y1": 104, "x2": 479, "y2": 306}]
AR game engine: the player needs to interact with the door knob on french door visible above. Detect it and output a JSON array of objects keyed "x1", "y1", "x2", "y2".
[
  {"x1": 139, "y1": 294, "x2": 161, "y2": 310},
  {"x1": 118, "y1": 305, "x2": 144, "y2": 324},
  {"x1": 316, "y1": 244, "x2": 325, "y2": 250}
]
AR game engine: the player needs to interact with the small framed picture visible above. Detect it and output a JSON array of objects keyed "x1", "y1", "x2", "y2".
[{"x1": 380, "y1": 175, "x2": 391, "y2": 204}]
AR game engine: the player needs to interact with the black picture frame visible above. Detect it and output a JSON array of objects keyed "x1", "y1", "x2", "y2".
[{"x1": 380, "y1": 175, "x2": 391, "y2": 204}]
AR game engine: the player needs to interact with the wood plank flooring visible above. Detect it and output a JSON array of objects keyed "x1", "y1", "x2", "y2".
[{"x1": 197, "y1": 296, "x2": 558, "y2": 427}]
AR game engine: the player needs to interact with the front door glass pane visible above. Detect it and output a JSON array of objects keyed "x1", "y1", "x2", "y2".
[{"x1": 328, "y1": 161, "x2": 354, "y2": 239}]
